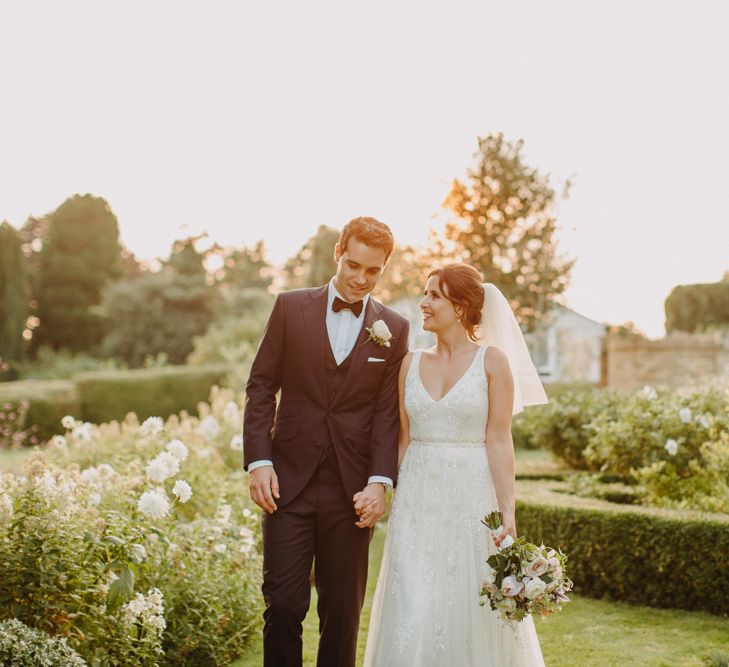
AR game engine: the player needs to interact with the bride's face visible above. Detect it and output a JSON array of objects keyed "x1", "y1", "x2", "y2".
[{"x1": 420, "y1": 276, "x2": 460, "y2": 333}]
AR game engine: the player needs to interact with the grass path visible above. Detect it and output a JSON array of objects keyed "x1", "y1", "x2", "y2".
[{"x1": 234, "y1": 527, "x2": 729, "y2": 667}]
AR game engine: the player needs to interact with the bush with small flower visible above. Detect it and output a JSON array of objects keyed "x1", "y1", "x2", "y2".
[
  {"x1": 0, "y1": 386, "x2": 263, "y2": 666},
  {"x1": 478, "y1": 512, "x2": 572, "y2": 622}
]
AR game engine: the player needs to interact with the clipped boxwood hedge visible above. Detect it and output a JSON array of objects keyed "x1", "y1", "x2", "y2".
[
  {"x1": 75, "y1": 364, "x2": 231, "y2": 425},
  {"x1": 0, "y1": 365, "x2": 231, "y2": 442},
  {"x1": 516, "y1": 480, "x2": 729, "y2": 615},
  {"x1": 0, "y1": 379, "x2": 79, "y2": 442}
]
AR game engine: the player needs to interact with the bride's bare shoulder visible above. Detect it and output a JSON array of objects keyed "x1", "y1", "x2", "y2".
[{"x1": 483, "y1": 345, "x2": 510, "y2": 376}]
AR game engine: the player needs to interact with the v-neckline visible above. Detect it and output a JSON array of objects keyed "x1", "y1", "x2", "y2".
[{"x1": 417, "y1": 347, "x2": 481, "y2": 403}]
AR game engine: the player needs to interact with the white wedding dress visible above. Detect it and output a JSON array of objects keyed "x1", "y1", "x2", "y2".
[{"x1": 364, "y1": 347, "x2": 545, "y2": 666}]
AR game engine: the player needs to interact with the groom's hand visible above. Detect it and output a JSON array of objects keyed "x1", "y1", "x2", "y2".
[
  {"x1": 353, "y1": 484, "x2": 386, "y2": 528},
  {"x1": 249, "y1": 466, "x2": 280, "y2": 514}
]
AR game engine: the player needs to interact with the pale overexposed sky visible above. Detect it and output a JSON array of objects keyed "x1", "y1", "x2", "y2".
[{"x1": 1, "y1": 1, "x2": 728, "y2": 337}]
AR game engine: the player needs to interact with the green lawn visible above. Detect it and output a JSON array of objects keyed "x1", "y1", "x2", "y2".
[{"x1": 234, "y1": 527, "x2": 729, "y2": 667}]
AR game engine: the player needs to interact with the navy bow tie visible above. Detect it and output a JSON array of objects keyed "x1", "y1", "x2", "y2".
[{"x1": 332, "y1": 296, "x2": 364, "y2": 318}]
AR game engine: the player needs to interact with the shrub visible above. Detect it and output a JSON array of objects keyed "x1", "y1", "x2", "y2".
[
  {"x1": 13, "y1": 346, "x2": 127, "y2": 380},
  {"x1": 0, "y1": 619, "x2": 87, "y2": 666},
  {"x1": 75, "y1": 365, "x2": 230, "y2": 425},
  {"x1": 516, "y1": 480, "x2": 729, "y2": 614},
  {"x1": 0, "y1": 379, "x2": 79, "y2": 443},
  {"x1": 519, "y1": 388, "x2": 624, "y2": 469}
]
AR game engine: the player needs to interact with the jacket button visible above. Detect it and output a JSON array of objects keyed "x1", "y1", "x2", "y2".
[{"x1": 315, "y1": 442, "x2": 322, "y2": 450}]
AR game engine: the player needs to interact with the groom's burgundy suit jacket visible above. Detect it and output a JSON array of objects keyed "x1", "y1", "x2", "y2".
[{"x1": 243, "y1": 285, "x2": 410, "y2": 507}]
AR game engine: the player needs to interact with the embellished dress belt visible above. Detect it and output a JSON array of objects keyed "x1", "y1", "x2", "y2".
[{"x1": 409, "y1": 439, "x2": 486, "y2": 448}]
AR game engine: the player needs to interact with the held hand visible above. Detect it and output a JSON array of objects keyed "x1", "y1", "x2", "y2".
[
  {"x1": 492, "y1": 514, "x2": 517, "y2": 548},
  {"x1": 249, "y1": 466, "x2": 280, "y2": 514},
  {"x1": 353, "y1": 484, "x2": 386, "y2": 528}
]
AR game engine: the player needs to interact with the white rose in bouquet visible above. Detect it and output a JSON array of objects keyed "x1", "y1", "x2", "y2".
[
  {"x1": 501, "y1": 576, "x2": 523, "y2": 597},
  {"x1": 526, "y1": 556, "x2": 549, "y2": 577},
  {"x1": 524, "y1": 577, "x2": 547, "y2": 600}
]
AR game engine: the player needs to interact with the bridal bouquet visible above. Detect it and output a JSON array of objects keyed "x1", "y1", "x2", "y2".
[{"x1": 478, "y1": 511, "x2": 573, "y2": 622}]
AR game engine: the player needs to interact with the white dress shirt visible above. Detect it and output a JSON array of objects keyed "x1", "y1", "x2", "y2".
[{"x1": 248, "y1": 279, "x2": 393, "y2": 488}]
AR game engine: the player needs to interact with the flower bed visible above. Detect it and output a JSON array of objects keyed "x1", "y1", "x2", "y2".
[{"x1": 0, "y1": 387, "x2": 262, "y2": 666}]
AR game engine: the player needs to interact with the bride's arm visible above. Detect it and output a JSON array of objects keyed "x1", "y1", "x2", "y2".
[
  {"x1": 397, "y1": 352, "x2": 413, "y2": 469},
  {"x1": 484, "y1": 346, "x2": 517, "y2": 544}
]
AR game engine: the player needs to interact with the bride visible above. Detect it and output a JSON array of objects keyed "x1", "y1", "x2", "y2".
[{"x1": 358, "y1": 263, "x2": 548, "y2": 666}]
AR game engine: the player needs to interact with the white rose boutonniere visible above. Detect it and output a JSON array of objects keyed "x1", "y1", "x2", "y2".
[{"x1": 365, "y1": 319, "x2": 393, "y2": 348}]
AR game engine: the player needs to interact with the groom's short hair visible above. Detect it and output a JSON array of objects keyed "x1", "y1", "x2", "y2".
[{"x1": 339, "y1": 217, "x2": 395, "y2": 263}]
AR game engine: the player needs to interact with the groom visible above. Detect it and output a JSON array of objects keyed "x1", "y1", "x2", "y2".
[{"x1": 243, "y1": 217, "x2": 409, "y2": 667}]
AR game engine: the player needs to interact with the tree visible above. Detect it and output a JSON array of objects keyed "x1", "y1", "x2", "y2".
[
  {"x1": 665, "y1": 281, "x2": 729, "y2": 333},
  {"x1": 210, "y1": 240, "x2": 272, "y2": 290},
  {"x1": 374, "y1": 244, "x2": 431, "y2": 303},
  {"x1": 0, "y1": 222, "x2": 28, "y2": 363},
  {"x1": 440, "y1": 133, "x2": 574, "y2": 329},
  {"x1": 33, "y1": 195, "x2": 123, "y2": 352},
  {"x1": 100, "y1": 237, "x2": 219, "y2": 366},
  {"x1": 282, "y1": 225, "x2": 340, "y2": 289}
]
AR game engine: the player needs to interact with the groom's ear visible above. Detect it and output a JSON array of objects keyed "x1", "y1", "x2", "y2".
[{"x1": 333, "y1": 242, "x2": 343, "y2": 262}]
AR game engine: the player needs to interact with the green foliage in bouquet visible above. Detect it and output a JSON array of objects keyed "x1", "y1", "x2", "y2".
[{"x1": 0, "y1": 619, "x2": 87, "y2": 666}]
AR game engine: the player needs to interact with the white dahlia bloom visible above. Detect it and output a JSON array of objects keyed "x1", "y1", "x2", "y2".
[
  {"x1": 165, "y1": 439, "x2": 188, "y2": 462},
  {"x1": 172, "y1": 479, "x2": 193, "y2": 503},
  {"x1": 137, "y1": 490, "x2": 171, "y2": 519},
  {"x1": 141, "y1": 416, "x2": 164, "y2": 436},
  {"x1": 198, "y1": 415, "x2": 220, "y2": 440}
]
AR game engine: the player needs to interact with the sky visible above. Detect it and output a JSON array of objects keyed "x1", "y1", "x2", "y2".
[{"x1": 1, "y1": 1, "x2": 728, "y2": 338}]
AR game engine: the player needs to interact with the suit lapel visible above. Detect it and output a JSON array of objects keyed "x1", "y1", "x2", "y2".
[
  {"x1": 301, "y1": 285, "x2": 329, "y2": 405},
  {"x1": 330, "y1": 298, "x2": 382, "y2": 408}
]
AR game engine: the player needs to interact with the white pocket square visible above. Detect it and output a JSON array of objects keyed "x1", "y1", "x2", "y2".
[{"x1": 367, "y1": 357, "x2": 386, "y2": 363}]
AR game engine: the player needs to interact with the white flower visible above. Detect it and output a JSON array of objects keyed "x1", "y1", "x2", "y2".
[
  {"x1": 501, "y1": 575, "x2": 523, "y2": 597},
  {"x1": 122, "y1": 588, "x2": 166, "y2": 634},
  {"x1": 239, "y1": 526, "x2": 255, "y2": 539},
  {"x1": 172, "y1": 480, "x2": 193, "y2": 503},
  {"x1": 214, "y1": 543, "x2": 227, "y2": 554},
  {"x1": 525, "y1": 556, "x2": 549, "y2": 577},
  {"x1": 61, "y1": 415, "x2": 76, "y2": 429},
  {"x1": 482, "y1": 565, "x2": 497, "y2": 587},
  {"x1": 146, "y1": 451, "x2": 180, "y2": 483},
  {"x1": 216, "y1": 503, "x2": 232, "y2": 525},
  {"x1": 492, "y1": 525, "x2": 515, "y2": 550},
  {"x1": 664, "y1": 438, "x2": 679, "y2": 456},
  {"x1": 640, "y1": 385, "x2": 657, "y2": 400},
  {"x1": 35, "y1": 471, "x2": 57, "y2": 497},
  {"x1": 71, "y1": 422, "x2": 95, "y2": 442},
  {"x1": 50, "y1": 435, "x2": 67, "y2": 448},
  {"x1": 141, "y1": 416, "x2": 164, "y2": 436},
  {"x1": 137, "y1": 490, "x2": 171, "y2": 519},
  {"x1": 367, "y1": 319, "x2": 392, "y2": 347},
  {"x1": 698, "y1": 414, "x2": 710, "y2": 429},
  {"x1": 242, "y1": 508, "x2": 252, "y2": 518},
  {"x1": 198, "y1": 415, "x2": 220, "y2": 439},
  {"x1": 525, "y1": 577, "x2": 547, "y2": 600},
  {"x1": 88, "y1": 492, "x2": 102, "y2": 506},
  {"x1": 372, "y1": 319, "x2": 392, "y2": 341},
  {"x1": 229, "y1": 435, "x2": 244, "y2": 451},
  {"x1": 130, "y1": 543, "x2": 147, "y2": 563},
  {"x1": 96, "y1": 463, "x2": 116, "y2": 479},
  {"x1": 80, "y1": 467, "x2": 101, "y2": 487},
  {"x1": 0, "y1": 494, "x2": 13, "y2": 522},
  {"x1": 679, "y1": 408, "x2": 692, "y2": 424},
  {"x1": 240, "y1": 542, "x2": 254, "y2": 555},
  {"x1": 223, "y1": 401, "x2": 241, "y2": 425},
  {"x1": 165, "y1": 439, "x2": 188, "y2": 462}
]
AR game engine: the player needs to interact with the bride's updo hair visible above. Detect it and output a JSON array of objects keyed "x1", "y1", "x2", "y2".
[{"x1": 428, "y1": 264, "x2": 485, "y2": 342}]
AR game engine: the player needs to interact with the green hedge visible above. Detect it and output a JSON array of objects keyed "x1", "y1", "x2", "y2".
[
  {"x1": 75, "y1": 364, "x2": 230, "y2": 425},
  {"x1": 0, "y1": 365, "x2": 231, "y2": 442},
  {"x1": 516, "y1": 480, "x2": 729, "y2": 615},
  {"x1": 0, "y1": 380, "x2": 80, "y2": 442}
]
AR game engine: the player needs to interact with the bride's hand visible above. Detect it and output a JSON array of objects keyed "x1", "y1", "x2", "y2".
[{"x1": 492, "y1": 515, "x2": 516, "y2": 547}]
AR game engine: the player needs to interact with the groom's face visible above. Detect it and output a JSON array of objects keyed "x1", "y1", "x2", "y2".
[{"x1": 333, "y1": 237, "x2": 387, "y2": 302}]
